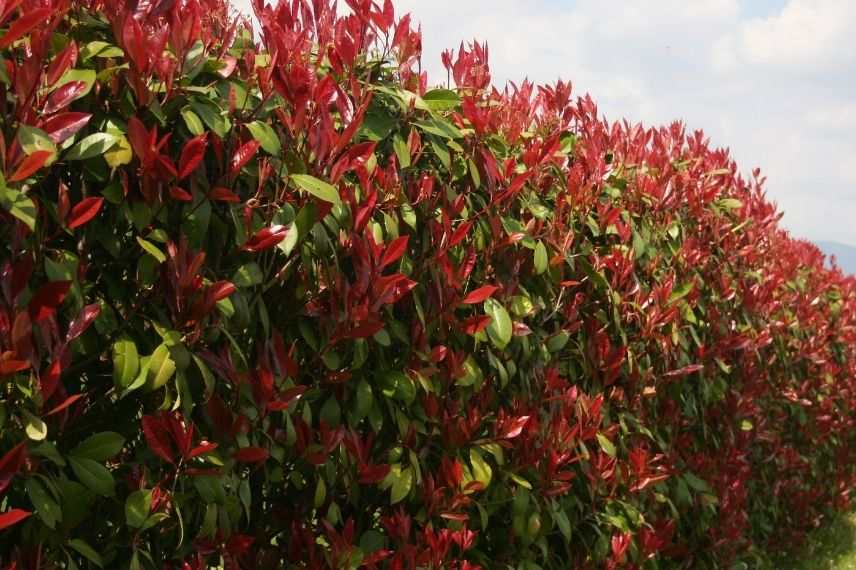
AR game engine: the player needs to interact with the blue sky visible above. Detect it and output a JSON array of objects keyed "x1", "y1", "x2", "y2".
[{"x1": 236, "y1": 0, "x2": 856, "y2": 246}]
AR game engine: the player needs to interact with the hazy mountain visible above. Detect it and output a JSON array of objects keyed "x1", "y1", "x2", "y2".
[{"x1": 817, "y1": 241, "x2": 856, "y2": 275}]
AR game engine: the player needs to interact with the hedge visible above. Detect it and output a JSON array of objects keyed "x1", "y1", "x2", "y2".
[{"x1": 0, "y1": 0, "x2": 854, "y2": 568}]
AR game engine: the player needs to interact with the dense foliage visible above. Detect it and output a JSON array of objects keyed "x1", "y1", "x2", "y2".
[{"x1": 1, "y1": 0, "x2": 854, "y2": 568}]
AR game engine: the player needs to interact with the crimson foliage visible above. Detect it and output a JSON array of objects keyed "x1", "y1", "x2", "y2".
[{"x1": 1, "y1": 0, "x2": 854, "y2": 568}]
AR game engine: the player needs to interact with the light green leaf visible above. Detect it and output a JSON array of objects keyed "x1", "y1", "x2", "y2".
[
  {"x1": 136, "y1": 237, "x2": 166, "y2": 263},
  {"x1": 125, "y1": 489, "x2": 152, "y2": 528},
  {"x1": 392, "y1": 134, "x2": 410, "y2": 168},
  {"x1": 68, "y1": 457, "x2": 115, "y2": 497},
  {"x1": 146, "y1": 344, "x2": 176, "y2": 390},
  {"x1": 469, "y1": 448, "x2": 493, "y2": 488},
  {"x1": 71, "y1": 432, "x2": 125, "y2": 462},
  {"x1": 65, "y1": 133, "x2": 118, "y2": 161},
  {"x1": 422, "y1": 89, "x2": 460, "y2": 111},
  {"x1": 0, "y1": 182, "x2": 37, "y2": 231},
  {"x1": 596, "y1": 433, "x2": 616, "y2": 458},
  {"x1": 181, "y1": 108, "x2": 205, "y2": 136},
  {"x1": 484, "y1": 298, "x2": 512, "y2": 350},
  {"x1": 53, "y1": 69, "x2": 96, "y2": 98},
  {"x1": 112, "y1": 338, "x2": 139, "y2": 388},
  {"x1": 18, "y1": 125, "x2": 57, "y2": 159},
  {"x1": 534, "y1": 241, "x2": 548, "y2": 275},
  {"x1": 67, "y1": 539, "x2": 104, "y2": 567},
  {"x1": 246, "y1": 121, "x2": 281, "y2": 155},
  {"x1": 22, "y1": 409, "x2": 47, "y2": 441},
  {"x1": 390, "y1": 466, "x2": 413, "y2": 504},
  {"x1": 290, "y1": 174, "x2": 341, "y2": 205}
]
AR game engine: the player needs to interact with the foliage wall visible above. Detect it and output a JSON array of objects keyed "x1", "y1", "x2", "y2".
[{"x1": 0, "y1": 0, "x2": 854, "y2": 568}]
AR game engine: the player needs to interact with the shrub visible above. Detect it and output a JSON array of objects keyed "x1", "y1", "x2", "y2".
[{"x1": 0, "y1": 0, "x2": 854, "y2": 568}]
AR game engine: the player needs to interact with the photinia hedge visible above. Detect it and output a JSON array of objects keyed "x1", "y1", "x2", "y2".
[{"x1": 0, "y1": 0, "x2": 854, "y2": 568}]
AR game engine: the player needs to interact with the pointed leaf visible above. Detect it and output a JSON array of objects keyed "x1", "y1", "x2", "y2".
[
  {"x1": 67, "y1": 197, "x2": 103, "y2": 229},
  {"x1": 290, "y1": 174, "x2": 341, "y2": 205}
]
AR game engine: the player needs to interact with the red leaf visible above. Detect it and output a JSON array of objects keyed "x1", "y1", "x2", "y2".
[
  {"x1": 0, "y1": 509, "x2": 31, "y2": 531},
  {"x1": 358, "y1": 463, "x2": 390, "y2": 484},
  {"x1": 39, "y1": 360, "x2": 61, "y2": 402},
  {"x1": 127, "y1": 117, "x2": 150, "y2": 162},
  {"x1": 499, "y1": 415, "x2": 530, "y2": 439},
  {"x1": 41, "y1": 112, "x2": 91, "y2": 144},
  {"x1": 379, "y1": 236, "x2": 409, "y2": 270},
  {"x1": 67, "y1": 197, "x2": 103, "y2": 229},
  {"x1": 0, "y1": 360, "x2": 30, "y2": 377},
  {"x1": 234, "y1": 447, "x2": 269, "y2": 463},
  {"x1": 66, "y1": 303, "x2": 101, "y2": 342},
  {"x1": 242, "y1": 225, "x2": 288, "y2": 252},
  {"x1": 0, "y1": 8, "x2": 51, "y2": 50},
  {"x1": 460, "y1": 314, "x2": 492, "y2": 335},
  {"x1": 208, "y1": 281, "x2": 236, "y2": 303},
  {"x1": 230, "y1": 140, "x2": 260, "y2": 176},
  {"x1": 430, "y1": 345, "x2": 448, "y2": 363},
  {"x1": 0, "y1": 442, "x2": 28, "y2": 495},
  {"x1": 168, "y1": 186, "x2": 193, "y2": 201},
  {"x1": 448, "y1": 221, "x2": 473, "y2": 248},
  {"x1": 266, "y1": 386, "x2": 307, "y2": 411},
  {"x1": 208, "y1": 186, "x2": 240, "y2": 203},
  {"x1": 43, "y1": 80, "x2": 86, "y2": 114},
  {"x1": 663, "y1": 364, "x2": 704, "y2": 378},
  {"x1": 142, "y1": 415, "x2": 175, "y2": 464},
  {"x1": 45, "y1": 393, "x2": 85, "y2": 416},
  {"x1": 9, "y1": 151, "x2": 51, "y2": 182},
  {"x1": 28, "y1": 281, "x2": 72, "y2": 322},
  {"x1": 46, "y1": 40, "x2": 78, "y2": 86},
  {"x1": 188, "y1": 441, "x2": 218, "y2": 459},
  {"x1": 178, "y1": 133, "x2": 207, "y2": 180},
  {"x1": 461, "y1": 285, "x2": 499, "y2": 305}
]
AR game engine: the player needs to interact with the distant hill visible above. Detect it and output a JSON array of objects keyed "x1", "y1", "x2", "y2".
[{"x1": 817, "y1": 241, "x2": 856, "y2": 275}]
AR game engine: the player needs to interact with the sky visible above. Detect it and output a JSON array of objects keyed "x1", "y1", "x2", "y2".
[{"x1": 235, "y1": 0, "x2": 856, "y2": 247}]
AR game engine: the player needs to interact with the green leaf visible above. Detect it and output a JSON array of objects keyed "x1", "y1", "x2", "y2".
[
  {"x1": 112, "y1": 338, "x2": 139, "y2": 388},
  {"x1": 290, "y1": 174, "x2": 341, "y2": 205},
  {"x1": 392, "y1": 134, "x2": 410, "y2": 168},
  {"x1": 354, "y1": 379, "x2": 373, "y2": 422},
  {"x1": 181, "y1": 108, "x2": 205, "y2": 136},
  {"x1": 232, "y1": 262, "x2": 264, "y2": 288},
  {"x1": 190, "y1": 99, "x2": 231, "y2": 138},
  {"x1": 71, "y1": 432, "x2": 125, "y2": 462},
  {"x1": 668, "y1": 281, "x2": 694, "y2": 305},
  {"x1": 0, "y1": 181, "x2": 37, "y2": 231},
  {"x1": 484, "y1": 298, "x2": 512, "y2": 350},
  {"x1": 53, "y1": 69, "x2": 96, "y2": 98},
  {"x1": 18, "y1": 125, "x2": 57, "y2": 159},
  {"x1": 69, "y1": 457, "x2": 115, "y2": 497},
  {"x1": 136, "y1": 237, "x2": 166, "y2": 263},
  {"x1": 422, "y1": 89, "x2": 460, "y2": 111},
  {"x1": 80, "y1": 41, "x2": 124, "y2": 61},
  {"x1": 683, "y1": 472, "x2": 711, "y2": 493},
  {"x1": 67, "y1": 539, "x2": 104, "y2": 568},
  {"x1": 414, "y1": 117, "x2": 462, "y2": 139},
  {"x1": 596, "y1": 433, "x2": 616, "y2": 458},
  {"x1": 246, "y1": 121, "x2": 281, "y2": 155},
  {"x1": 27, "y1": 478, "x2": 61, "y2": 529},
  {"x1": 146, "y1": 344, "x2": 176, "y2": 390},
  {"x1": 390, "y1": 466, "x2": 413, "y2": 504},
  {"x1": 22, "y1": 409, "x2": 47, "y2": 441},
  {"x1": 125, "y1": 490, "x2": 152, "y2": 528},
  {"x1": 534, "y1": 241, "x2": 548, "y2": 275},
  {"x1": 65, "y1": 133, "x2": 118, "y2": 161},
  {"x1": 469, "y1": 448, "x2": 493, "y2": 488}
]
